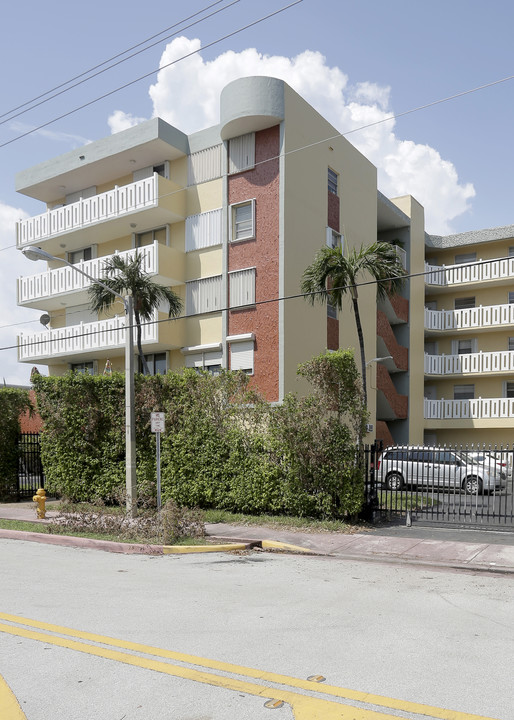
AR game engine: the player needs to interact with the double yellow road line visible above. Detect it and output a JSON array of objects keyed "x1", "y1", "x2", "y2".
[{"x1": 0, "y1": 613, "x2": 498, "y2": 720}]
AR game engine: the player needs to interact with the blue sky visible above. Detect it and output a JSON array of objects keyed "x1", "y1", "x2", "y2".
[{"x1": 1, "y1": 0, "x2": 514, "y2": 384}]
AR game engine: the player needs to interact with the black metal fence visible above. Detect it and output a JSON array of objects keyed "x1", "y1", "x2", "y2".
[
  {"x1": 17, "y1": 433, "x2": 45, "y2": 500},
  {"x1": 363, "y1": 442, "x2": 514, "y2": 528}
]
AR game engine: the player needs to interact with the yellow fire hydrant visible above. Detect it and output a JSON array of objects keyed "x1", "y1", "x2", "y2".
[{"x1": 33, "y1": 488, "x2": 47, "y2": 519}]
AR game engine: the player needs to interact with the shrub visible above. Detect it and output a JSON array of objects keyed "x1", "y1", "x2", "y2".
[{"x1": 32, "y1": 349, "x2": 367, "y2": 520}]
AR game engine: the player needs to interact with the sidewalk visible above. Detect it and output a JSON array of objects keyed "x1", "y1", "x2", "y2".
[{"x1": 1, "y1": 501, "x2": 514, "y2": 573}]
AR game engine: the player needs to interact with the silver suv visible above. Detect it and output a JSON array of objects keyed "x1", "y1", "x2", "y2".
[{"x1": 377, "y1": 446, "x2": 503, "y2": 494}]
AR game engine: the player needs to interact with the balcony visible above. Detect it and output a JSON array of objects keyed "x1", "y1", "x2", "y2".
[
  {"x1": 425, "y1": 303, "x2": 514, "y2": 333},
  {"x1": 425, "y1": 256, "x2": 514, "y2": 289},
  {"x1": 16, "y1": 174, "x2": 186, "y2": 253},
  {"x1": 17, "y1": 241, "x2": 185, "y2": 311},
  {"x1": 425, "y1": 351, "x2": 514, "y2": 376},
  {"x1": 17, "y1": 310, "x2": 184, "y2": 364},
  {"x1": 424, "y1": 397, "x2": 514, "y2": 420}
]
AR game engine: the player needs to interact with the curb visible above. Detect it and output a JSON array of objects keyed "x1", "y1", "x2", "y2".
[{"x1": 0, "y1": 529, "x2": 315, "y2": 556}]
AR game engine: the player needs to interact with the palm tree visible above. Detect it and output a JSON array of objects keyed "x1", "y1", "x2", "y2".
[
  {"x1": 88, "y1": 252, "x2": 183, "y2": 375},
  {"x1": 301, "y1": 241, "x2": 406, "y2": 406}
]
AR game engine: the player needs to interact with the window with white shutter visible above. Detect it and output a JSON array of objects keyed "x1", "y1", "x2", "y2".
[
  {"x1": 229, "y1": 268, "x2": 255, "y2": 308},
  {"x1": 454, "y1": 252, "x2": 476, "y2": 265},
  {"x1": 187, "y1": 145, "x2": 223, "y2": 185},
  {"x1": 186, "y1": 275, "x2": 222, "y2": 315},
  {"x1": 185, "y1": 349, "x2": 223, "y2": 374},
  {"x1": 230, "y1": 340, "x2": 254, "y2": 374},
  {"x1": 185, "y1": 208, "x2": 223, "y2": 252},
  {"x1": 228, "y1": 133, "x2": 255, "y2": 174},
  {"x1": 231, "y1": 200, "x2": 255, "y2": 242}
]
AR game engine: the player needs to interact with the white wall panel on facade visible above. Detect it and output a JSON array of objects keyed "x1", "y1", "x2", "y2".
[
  {"x1": 187, "y1": 145, "x2": 223, "y2": 186},
  {"x1": 229, "y1": 268, "x2": 255, "y2": 307},
  {"x1": 185, "y1": 208, "x2": 223, "y2": 252},
  {"x1": 186, "y1": 275, "x2": 222, "y2": 315},
  {"x1": 228, "y1": 133, "x2": 255, "y2": 174}
]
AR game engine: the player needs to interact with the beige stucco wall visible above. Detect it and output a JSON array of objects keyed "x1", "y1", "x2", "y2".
[{"x1": 281, "y1": 85, "x2": 378, "y2": 408}]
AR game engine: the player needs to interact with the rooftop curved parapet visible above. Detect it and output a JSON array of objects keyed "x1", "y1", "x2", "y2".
[{"x1": 220, "y1": 76, "x2": 285, "y2": 140}]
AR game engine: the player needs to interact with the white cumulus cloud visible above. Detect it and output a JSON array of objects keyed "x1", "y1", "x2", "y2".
[{"x1": 108, "y1": 37, "x2": 475, "y2": 234}]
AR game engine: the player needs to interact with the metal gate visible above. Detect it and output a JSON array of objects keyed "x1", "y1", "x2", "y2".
[
  {"x1": 364, "y1": 442, "x2": 514, "y2": 529},
  {"x1": 17, "y1": 433, "x2": 44, "y2": 499}
]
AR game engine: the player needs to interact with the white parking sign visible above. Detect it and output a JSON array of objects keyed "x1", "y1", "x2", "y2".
[{"x1": 151, "y1": 412, "x2": 165, "y2": 433}]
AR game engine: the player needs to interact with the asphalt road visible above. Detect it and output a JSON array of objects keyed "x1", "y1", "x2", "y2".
[{"x1": 1, "y1": 539, "x2": 513, "y2": 719}]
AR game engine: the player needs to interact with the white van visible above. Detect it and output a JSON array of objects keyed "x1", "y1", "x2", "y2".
[{"x1": 377, "y1": 446, "x2": 503, "y2": 494}]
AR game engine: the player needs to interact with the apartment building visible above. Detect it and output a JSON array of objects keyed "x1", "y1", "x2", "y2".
[
  {"x1": 423, "y1": 225, "x2": 514, "y2": 447},
  {"x1": 15, "y1": 75, "x2": 512, "y2": 447}
]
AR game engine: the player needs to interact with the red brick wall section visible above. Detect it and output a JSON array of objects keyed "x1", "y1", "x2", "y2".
[
  {"x1": 376, "y1": 311, "x2": 408, "y2": 371},
  {"x1": 327, "y1": 317, "x2": 339, "y2": 350},
  {"x1": 388, "y1": 294, "x2": 409, "y2": 323},
  {"x1": 228, "y1": 126, "x2": 280, "y2": 401},
  {"x1": 376, "y1": 364, "x2": 408, "y2": 419},
  {"x1": 327, "y1": 192, "x2": 340, "y2": 233},
  {"x1": 19, "y1": 390, "x2": 43, "y2": 432},
  {"x1": 375, "y1": 420, "x2": 394, "y2": 447}
]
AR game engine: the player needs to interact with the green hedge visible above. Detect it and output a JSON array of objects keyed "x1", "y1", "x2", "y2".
[
  {"x1": 0, "y1": 388, "x2": 33, "y2": 499},
  {"x1": 33, "y1": 349, "x2": 367, "y2": 519}
]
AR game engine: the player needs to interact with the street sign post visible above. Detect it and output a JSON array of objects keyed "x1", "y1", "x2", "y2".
[{"x1": 151, "y1": 413, "x2": 165, "y2": 510}]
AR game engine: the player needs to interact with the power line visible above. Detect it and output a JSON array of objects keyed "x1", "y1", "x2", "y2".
[
  {"x1": 0, "y1": 255, "x2": 506, "y2": 352},
  {"x1": 0, "y1": 1, "x2": 303, "y2": 149},
  {"x1": 0, "y1": 0, "x2": 241, "y2": 128}
]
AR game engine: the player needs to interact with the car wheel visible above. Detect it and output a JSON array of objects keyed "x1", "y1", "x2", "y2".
[
  {"x1": 386, "y1": 472, "x2": 404, "y2": 491},
  {"x1": 463, "y1": 476, "x2": 483, "y2": 495}
]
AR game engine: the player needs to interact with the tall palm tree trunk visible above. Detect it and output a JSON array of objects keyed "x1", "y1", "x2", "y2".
[
  {"x1": 134, "y1": 308, "x2": 150, "y2": 375},
  {"x1": 351, "y1": 294, "x2": 367, "y2": 407}
]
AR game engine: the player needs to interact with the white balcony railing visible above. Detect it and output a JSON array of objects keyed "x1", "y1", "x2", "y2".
[
  {"x1": 18, "y1": 311, "x2": 158, "y2": 362},
  {"x1": 425, "y1": 351, "x2": 514, "y2": 376},
  {"x1": 17, "y1": 175, "x2": 158, "y2": 246},
  {"x1": 424, "y1": 397, "x2": 514, "y2": 420},
  {"x1": 425, "y1": 256, "x2": 514, "y2": 286},
  {"x1": 425, "y1": 303, "x2": 514, "y2": 331},
  {"x1": 18, "y1": 243, "x2": 160, "y2": 305}
]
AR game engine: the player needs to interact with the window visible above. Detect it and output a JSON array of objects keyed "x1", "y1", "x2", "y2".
[
  {"x1": 228, "y1": 133, "x2": 255, "y2": 174},
  {"x1": 425, "y1": 301, "x2": 437, "y2": 311},
  {"x1": 454, "y1": 297, "x2": 475, "y2": 310},
  {"x1": 185, "y1": 350, "x2": 222, "y2": 375},
  {"x1": 509, "y1": 292, "x2": 514, "y2": 304},
  {"x1": 454, "y1": 384, "x2": 475, "y2": 400},
  {"x1": 328, "y1": 168, "x2": 338, "y2": 195},
  {"x1": 509, "y1": 247, "x2": 514, "y2": 257},
  {"x1": 133, "y1": 162, "x2": 169, "y2": 181},
  {"x1": 188, "y1": 144, "x2": 223, "y2": 185},
  {"x1": 231, "y1": 200, "x2": 255, "y2": 242},
  {"x1": 326, "y1": 227, "x2": 342, "y2": 249},
  {"x1": 229, "y1": 268, "x2": 255, "y2": 308},
  {"x1": 452, "y1": 338, "x2": 476, "y2": 355},
  {"x1": 327, "y1": 302, "x2": 337, "y2": 320},
  {"x1": 140, "y1": 353, "x2": 167, "y2": 375},
  {"x1": 230, "y1": 340, "x2": 254, "y2": 374},
  {"x1": 185, "y1": 208, "x2": 222, "y2": 252},
  {"x1": 71, "y1": 361, "x2": 94, "y2": 375},
  {"x1": 68, "y1": 247, "x2": 92, "y2": 264},
  {"x1": 504, "y1": 382, "x2": 514, "y2": 398},
  {"x1": 136, "y1": 226, "x2": 168, "y2": 247},
  {"x1": 454, "y1": 252, "x2": 476, "y2": 265},
  {"x1": 186, "y1": 275, "x2": 222, "y2": 315},
  {"x1": 509, "y1": 337, "x2": 514, "y2": 352},
  {"x1": 424, "y1": 342, "x2": 438, "y2": 355}
]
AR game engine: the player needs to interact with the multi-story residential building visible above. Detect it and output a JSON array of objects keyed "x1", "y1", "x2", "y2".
[{"x1": 14, "y1": 75, "x2": 514, "y2": 448}]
